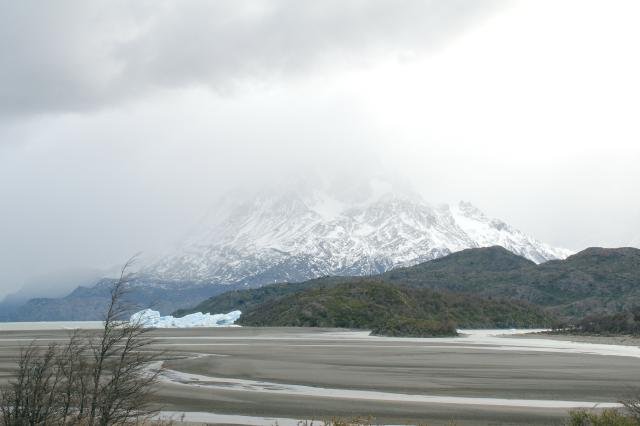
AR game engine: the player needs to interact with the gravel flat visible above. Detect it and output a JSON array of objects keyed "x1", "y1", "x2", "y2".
[{"x1": 1, "y1": 326, "x2": 639, "y2": 425}]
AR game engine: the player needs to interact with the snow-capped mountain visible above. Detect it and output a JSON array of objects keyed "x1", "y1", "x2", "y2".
[{"x1": 145, "y1": 180, "x2": 571, "y2": 287}]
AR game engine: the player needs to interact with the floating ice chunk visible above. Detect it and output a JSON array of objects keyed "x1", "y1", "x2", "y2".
[{"x1": 130, "y1": 309, "x2": 241, "y2": 328}]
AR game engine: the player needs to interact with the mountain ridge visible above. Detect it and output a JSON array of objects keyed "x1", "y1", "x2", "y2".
[
  {"x1": 178, "y1": 246, "x2": 640, "y2": 320},
  {"x1": 2, "y1": 184, "x2": 572, "y2": 321},
  {"x1": 145, "y1": 187, "x2": 571, "y2": 287}
]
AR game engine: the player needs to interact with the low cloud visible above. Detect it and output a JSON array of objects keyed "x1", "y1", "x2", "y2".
[{"x1": 0, "y1": 0, "x2": 500, "y2": 117}]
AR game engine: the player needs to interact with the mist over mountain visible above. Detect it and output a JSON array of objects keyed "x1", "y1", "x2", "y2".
[
  {"x1": 2, "y1": 177, "x2": 571, "y2": 321},
  {"x1": 145, "y1": 177, "x2": 571, "y2": 286},
  {"x1": 0, "y1": 268, "x2": 107, "y2": 320},
  {"x1": 1, "y1": 0, "x2": 639, "y2": 312},
  {"x1": 2, "y1": 268, "x2": 105, "y2": 304}
]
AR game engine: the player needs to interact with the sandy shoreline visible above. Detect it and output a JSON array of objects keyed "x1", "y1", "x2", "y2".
[{"x1": 510, "y1": 332, "x2": 640, "y2": 347}]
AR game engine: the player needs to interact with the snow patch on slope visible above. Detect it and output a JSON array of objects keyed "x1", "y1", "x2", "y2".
[{"x1": 451, "y1": 202, "x2": 573, "y2": 263}]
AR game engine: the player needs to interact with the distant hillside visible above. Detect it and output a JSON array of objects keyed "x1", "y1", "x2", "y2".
[
  {"x1": 172, "y1": 276, "x2": 344, "y2": 318},
  {"x1": 236, "y1": 280, "x2": 554, "y2": 336},
  {"x1": 3, "y1": 184, "x2": 573, "y2": 322},
  {"x1": 382, "y1": 246, "x2": 640, "y2": 318},
  {"x1": 178, "y1": 246, "x2": 640, "y2": 320},
  {"x1": 8, "y1": 279, "x2": 245, "y2": 321}
]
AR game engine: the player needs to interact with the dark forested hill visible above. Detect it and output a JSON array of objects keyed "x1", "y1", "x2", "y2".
[
  {"x1": 382, "y1": 246, "x2": 640, "y2": 318},
  {"x1": 177, "y1": 246, "x2": 640, "y2": 320},
  {"x1": 236, "y1": 280, "x2": 554, "y2": 336}
]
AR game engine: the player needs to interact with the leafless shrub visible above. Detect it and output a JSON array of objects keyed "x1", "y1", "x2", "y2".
[
  {"x1": 1, "y1": 342, "x2": 62, "y2": 425},
  {"x1": 621, "y1": 395, "x2": 640, "y2": 424},
  {"x1": 1, "y1": 257, "x2": 163, "y2": 426}
]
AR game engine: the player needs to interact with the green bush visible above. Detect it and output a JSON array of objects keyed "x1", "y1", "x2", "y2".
[
  {"x1": 567, "y1": 409, "x2": 639, "y2": 426},
  {"x1": 371, "y1": 317, "x2": 457, "y2": 338}
]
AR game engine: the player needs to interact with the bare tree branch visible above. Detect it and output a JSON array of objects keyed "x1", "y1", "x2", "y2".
[{"x1": 1, "y1": 255, "x2": 164, "y2": 426}]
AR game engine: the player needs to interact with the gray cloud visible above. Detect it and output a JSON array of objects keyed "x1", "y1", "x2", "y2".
[
  {"x1": 0, "y1": 0, "x2": 501, "y2": 117},
  {"x1": 2, "y1": 0, "x2": 638, "y2": 302}
]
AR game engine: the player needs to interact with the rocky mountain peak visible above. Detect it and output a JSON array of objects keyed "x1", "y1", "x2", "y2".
[{"x1": 144, "y1": 182, "x2": 572, "y2": 287}]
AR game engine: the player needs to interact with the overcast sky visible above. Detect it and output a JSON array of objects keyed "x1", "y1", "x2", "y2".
[{"x1": 1, "y1": 0, "x2": 639, "y2": 299}]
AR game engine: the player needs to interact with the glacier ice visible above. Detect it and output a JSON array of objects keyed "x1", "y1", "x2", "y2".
[{"x1": 130, "y1": 309, "x2": 241, "y2": 328}]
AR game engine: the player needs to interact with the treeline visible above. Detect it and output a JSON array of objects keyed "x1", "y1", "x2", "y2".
[
  {"x1": 568, "y1": 308, "x2": 640, "y2": 335},
  {"x1": 236, "y1": 280, "x2": 556, "y2": 337}
]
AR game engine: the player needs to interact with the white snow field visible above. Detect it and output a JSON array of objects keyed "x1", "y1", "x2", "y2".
[
  {"x1": 146, "y1": 182, "x2": 572, "y2": 287},
  {"x1": 129, "y1": 309, "x2": 241, "y2": 328}
]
